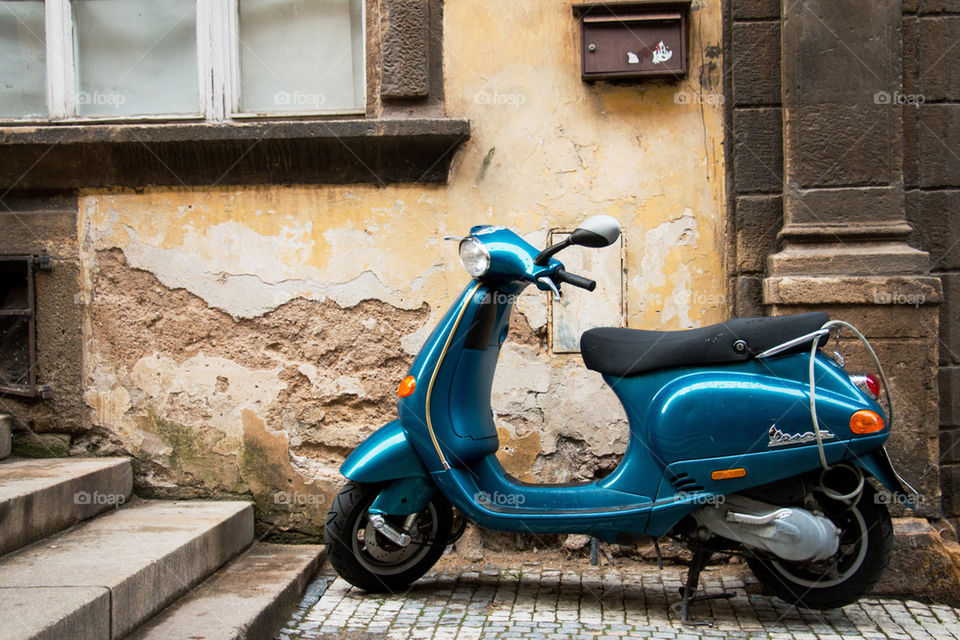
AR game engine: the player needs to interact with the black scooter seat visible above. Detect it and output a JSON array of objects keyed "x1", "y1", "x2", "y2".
[{"x1": 580, "y1": 312, "x2": 829, "y2": 377}]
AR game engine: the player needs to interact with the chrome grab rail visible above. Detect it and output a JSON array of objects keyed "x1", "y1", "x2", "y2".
[{"x1": 755, "y1": 328, "x2": 831, "y2": 359}]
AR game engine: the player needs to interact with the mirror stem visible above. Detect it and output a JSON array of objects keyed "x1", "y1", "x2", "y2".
[{"x1": 534, "y1": 237, "x2": 573, "y2": 266}]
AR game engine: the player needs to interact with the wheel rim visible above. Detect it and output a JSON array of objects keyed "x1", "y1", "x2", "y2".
[
  {"x1": 350, "y1": 502, "x2": 439, "y2": 577},
  {"x1": 769, "y1": 499, "x2": 869, "y2": 589}
]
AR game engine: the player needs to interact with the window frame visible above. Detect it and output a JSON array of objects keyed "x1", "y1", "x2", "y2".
[{"x1": 0, "y1": 0, "x2": 367, "y2": 125}]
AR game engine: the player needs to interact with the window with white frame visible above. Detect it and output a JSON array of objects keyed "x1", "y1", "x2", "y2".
[{"x1": 0, "y1": 0, "x2": 366, "y2": 122}]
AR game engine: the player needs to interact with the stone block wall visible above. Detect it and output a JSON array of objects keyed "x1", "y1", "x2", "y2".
[
  {"x1": 725, "y1": 0, "x2": 782, "y2": 318},
  {"x1": 902, "y1": 2, "x2": 960, "y2": 521}
]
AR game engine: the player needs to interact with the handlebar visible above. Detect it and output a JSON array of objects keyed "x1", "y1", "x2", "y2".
[{"x1": 554, "y1": 269, "x2": 596, "y2": 292}]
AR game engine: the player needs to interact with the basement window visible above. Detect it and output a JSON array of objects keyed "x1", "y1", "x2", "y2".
[{"x1": 0, "y1": 257, "x2": 38, "y2": 397}]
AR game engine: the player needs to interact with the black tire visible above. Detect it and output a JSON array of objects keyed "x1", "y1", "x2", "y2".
[
  {"x1": 324, "y1": 481, "x2": 452, "y2": 593},
  {"x1": 746, "y1": 482, "x2": 893, "y2": 610}
]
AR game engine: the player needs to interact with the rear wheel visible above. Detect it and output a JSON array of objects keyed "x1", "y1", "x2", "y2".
[
  {"x1": 324, "y1": 481, "x2": 452, "y2": 593},
  {"x1": 746, "y1": 482, "x2": 892, "y2": 610}
]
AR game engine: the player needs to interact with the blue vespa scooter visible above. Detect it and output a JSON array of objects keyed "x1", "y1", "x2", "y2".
[{"x1": 325, "y1": 216, "x2": 916, "y2": 616}]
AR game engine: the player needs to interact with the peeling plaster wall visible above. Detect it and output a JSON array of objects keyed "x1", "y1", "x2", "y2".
[{"x1": 77, "y1": 1, "x2": 726, "y2": 538}]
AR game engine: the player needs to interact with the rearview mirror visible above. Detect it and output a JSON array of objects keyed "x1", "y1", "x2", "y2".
[
  {"x1": 569, "y1": 215, "x2": 621, "y2": 248},
  {"x1": 533, "y1": 215, "x2": 622, "y2": 265}
]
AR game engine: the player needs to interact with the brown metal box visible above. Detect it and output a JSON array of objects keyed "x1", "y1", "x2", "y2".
[{"x1": 572, "y1": 2, "x2": 690, "y2": 81}]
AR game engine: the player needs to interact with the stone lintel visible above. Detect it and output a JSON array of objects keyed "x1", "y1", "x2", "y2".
[
  {"x1": 777, "y1": 222, "x2": 916, "y2": 244},
  {"x1": 764, "y1": 275, "x2": 942, "y2": 307},
  {"x1": 767, "y1": 243, "x2": 931, "y2": 277}
]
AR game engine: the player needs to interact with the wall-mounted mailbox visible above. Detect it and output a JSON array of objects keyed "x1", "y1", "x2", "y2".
[{"x1": 572, "y1": 1, "x2": 690, "y2": 81}]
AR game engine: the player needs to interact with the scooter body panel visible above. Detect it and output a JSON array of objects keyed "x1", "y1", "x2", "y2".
[
  {"x1": 604, "y1": 353, "x2": 885, "y2": 489},
  {"x1": 415, "y1": 352, "x2": 888, "y2": 538}
]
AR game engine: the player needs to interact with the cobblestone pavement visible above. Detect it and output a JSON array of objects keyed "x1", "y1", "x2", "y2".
[{"x1": 281, "y1": 562, "x2": 960, "y2": 640}]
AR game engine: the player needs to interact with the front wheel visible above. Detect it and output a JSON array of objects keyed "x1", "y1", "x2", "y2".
[
  {"x1": 324, "y1": 481, "x2": 452, "y2": 593},
  {"x1": 746, "y1": 482, "x2": 893, "y2": 610}
]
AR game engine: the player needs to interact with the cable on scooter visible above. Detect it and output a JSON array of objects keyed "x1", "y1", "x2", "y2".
[
  {"x1": 807, "y1": 320, "x2": 895, "y2": 479},
  {"x1": 818, "y1": 463, "x2": 865, "y2": 506}
]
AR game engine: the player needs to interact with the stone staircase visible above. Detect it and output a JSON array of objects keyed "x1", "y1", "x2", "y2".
[{"x1": 0, "y1": 417, "x2": 324, "y2": 640}]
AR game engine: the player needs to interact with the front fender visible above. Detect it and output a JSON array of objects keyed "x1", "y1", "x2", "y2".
[{"x1": 340, "y1": 420, "x2": 429, "y2": 483}]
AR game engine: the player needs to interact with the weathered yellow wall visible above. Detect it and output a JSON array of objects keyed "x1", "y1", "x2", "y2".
[{"x1": 78, "y1": 0, "x2": 726, "y2": 538}]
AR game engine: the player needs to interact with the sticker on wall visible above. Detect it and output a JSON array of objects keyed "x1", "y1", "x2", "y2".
[
  {"x1": 626, "y1": 51, "x2": 640, "y2": 64},
  {"x1": 652, "y1": 41, "x2": 673, "y2": 65}
]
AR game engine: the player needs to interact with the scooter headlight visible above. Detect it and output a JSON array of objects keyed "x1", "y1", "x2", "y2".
[{"x1": 458, "y1": 236, "x2": 491, "y2": 277}]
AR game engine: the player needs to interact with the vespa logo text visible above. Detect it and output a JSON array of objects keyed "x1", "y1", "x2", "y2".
[{"x1": 768, "y1": 426, "x2": 836, "y2": 447}]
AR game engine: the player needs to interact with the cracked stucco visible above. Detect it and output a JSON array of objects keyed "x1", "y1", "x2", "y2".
[{"x1": 76, "y1": 0, "x2": 726, "y2": 538}]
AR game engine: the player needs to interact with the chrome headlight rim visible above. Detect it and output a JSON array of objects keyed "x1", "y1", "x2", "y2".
[{"x1": 458, "y1": 236, "x2": 491, "y2": 277}]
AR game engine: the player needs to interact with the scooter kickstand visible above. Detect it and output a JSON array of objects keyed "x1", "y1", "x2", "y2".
[{"x1": 672, "y1": 549, "x2": 735, "y2": 626}]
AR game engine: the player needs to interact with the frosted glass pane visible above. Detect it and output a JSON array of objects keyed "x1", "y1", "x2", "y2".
[
  {"x1": 73, "y1": 0, "x2": 199, "y2": 116},
  {"x1": 239, "y1": 0, "x2": 364, "y2": 113},
  {"x1": 0, "y1": 1, "x2": 46, "y2": 118}
]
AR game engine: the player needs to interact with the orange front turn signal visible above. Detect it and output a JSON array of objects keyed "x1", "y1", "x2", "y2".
[
  {"x1": 710, "y1": 468, "x2": 747, "y2": 481},
  {"x1": 398, "y1": 375, "x2": 417, "y2": 398},
  {"x1": 850, "y1": 409, "x2": 884, "y2": 434}
]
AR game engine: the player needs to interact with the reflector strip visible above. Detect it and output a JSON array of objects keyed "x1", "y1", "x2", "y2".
[{"x1": 710, "y1": 468, "x2": 747, "y2": 481}]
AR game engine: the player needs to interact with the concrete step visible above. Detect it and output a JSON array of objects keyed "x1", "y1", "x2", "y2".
[
  {"x1": 0, "y1": 499, "x2": 253, "y2": 639},
  {"x1": 0, "y1": 414, "x2": 10, "y2": 460},
  {"x1": 129, "y1": 543, "x2": 325, "y2": 640},
  {"x1": 0, "y1": 457, "x2": 132, "y2": 556},
  {"x1": 0, "y1": 587, "x2": 110, "y2": 640}
]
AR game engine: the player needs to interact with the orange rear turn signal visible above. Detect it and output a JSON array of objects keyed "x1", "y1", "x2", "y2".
[
  {"x1": 710, "y1": 468, "x2": 747, "y2": 481},
  {"x1": 397, "y1": 375, "x2": 417, "y2": 398},
  {"x1": 850, "y1": 409, "x2": 884, "y2": 434}
]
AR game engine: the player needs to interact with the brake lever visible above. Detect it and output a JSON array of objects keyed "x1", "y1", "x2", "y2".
[
  {"x1": 537, "y1": 276, "x2": 561, "y2": 301},
  {"x1": 443, "y1": 235, "x2": 463, "y2": 242}
]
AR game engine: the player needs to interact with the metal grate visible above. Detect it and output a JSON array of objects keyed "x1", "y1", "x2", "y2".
[
  {"x1": 0, "y1": 256, "x2": 39, "y2": 397},
  {"x1": 670, "y1": 472, "x2": 703, "y2": 493}
]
